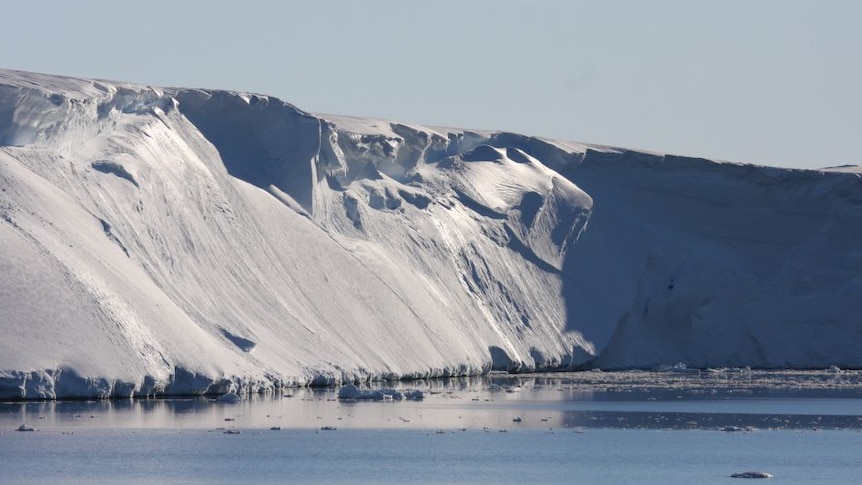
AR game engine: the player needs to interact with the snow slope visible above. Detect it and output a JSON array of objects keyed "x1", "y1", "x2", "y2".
[{"x1": 1, "y1": 69, "x2": 860, "y2": 399}]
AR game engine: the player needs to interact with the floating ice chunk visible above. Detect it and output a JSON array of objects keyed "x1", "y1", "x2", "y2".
[
  {"x1": 730, "y1": 471, "x2": 773, "y2": 479},
  {"x1": 337, "y1": 384, "x2": 423, "y2": 401},
  {"x1": 402, "y1": 390, "x2": 424, "y2": 400}
]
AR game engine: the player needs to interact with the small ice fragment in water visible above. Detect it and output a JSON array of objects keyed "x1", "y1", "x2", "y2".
[
  {"x1": 337, "y1": 384, "x2": 423, "y2": 401},
  {"x1": 730, "y1": 471, "x2": 773, "y2": 479}
]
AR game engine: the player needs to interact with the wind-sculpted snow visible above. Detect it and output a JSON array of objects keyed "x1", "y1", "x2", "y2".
[{"x1": 1, "y1": 69, "x2": 861, "y2": 399}]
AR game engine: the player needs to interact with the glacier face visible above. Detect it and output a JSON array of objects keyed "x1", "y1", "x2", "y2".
[{"x1": 1, "y1": 69, "x2": 860, "y2": 399}]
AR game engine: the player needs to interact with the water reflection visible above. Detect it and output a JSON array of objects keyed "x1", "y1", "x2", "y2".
[{"x1": 2, "y1": 371, "x2": 862, "y2": 432}]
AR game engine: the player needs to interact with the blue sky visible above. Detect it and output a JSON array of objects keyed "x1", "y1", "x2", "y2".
[{"x1": 2, "y1": 0, "x2": 860, "y2": 169}]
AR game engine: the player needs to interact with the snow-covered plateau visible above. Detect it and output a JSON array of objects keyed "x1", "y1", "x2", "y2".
[{"x1": 1, "y1": 69, "x2": 860, "y2": 399}]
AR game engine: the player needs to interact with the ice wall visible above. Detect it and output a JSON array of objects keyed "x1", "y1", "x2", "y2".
[{"x1": 1, "y1": 69, "x2": 861, "y2": 399}]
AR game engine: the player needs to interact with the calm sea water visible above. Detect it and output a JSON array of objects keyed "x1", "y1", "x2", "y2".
[{"x1": 1, "y1": 371, "x2": 861, "y2": 484}]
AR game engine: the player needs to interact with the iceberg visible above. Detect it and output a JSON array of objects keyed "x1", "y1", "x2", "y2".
[{"x1": 1, "y1": 68, "x2": 860, "y2": 399}]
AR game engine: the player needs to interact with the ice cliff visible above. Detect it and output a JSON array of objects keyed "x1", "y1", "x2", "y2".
[{"x1": 1, "y1": 69, "x2": 860, "y2": 399}]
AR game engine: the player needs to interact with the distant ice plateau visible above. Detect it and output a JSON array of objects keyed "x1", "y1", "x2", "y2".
[{"x1": 1, "y1": 69, "x2": 861, "y2": 399}]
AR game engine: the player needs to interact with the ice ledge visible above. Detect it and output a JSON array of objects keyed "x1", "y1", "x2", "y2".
[
  {"x1": 0, "y1": 367, "x2": 281, "y2": 400},
  {"x1": 0, "y1": 363, "x2": 493, "y2": 401}
]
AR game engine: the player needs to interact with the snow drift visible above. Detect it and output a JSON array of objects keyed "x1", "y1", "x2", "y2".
[{"x1": 1, "y1": 69, "x2": 860, "y2": 399}]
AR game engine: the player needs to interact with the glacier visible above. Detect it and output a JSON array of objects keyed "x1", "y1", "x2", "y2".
[{"x1": 1, "y1": 69, "x2": 860, "y2": 399}]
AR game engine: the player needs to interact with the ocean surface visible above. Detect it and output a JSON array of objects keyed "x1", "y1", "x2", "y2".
[{"x1": 2, "y1": 370, "x2": 861, "y2": 484}]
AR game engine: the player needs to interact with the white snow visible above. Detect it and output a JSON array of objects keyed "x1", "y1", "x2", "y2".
[{"x1": 1, "y1": 68, "x2": 861, "y2": 399}]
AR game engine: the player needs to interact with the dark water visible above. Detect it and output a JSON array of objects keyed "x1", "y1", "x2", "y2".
[{"x1": 1, "y1": 371, "x2": 861, "y2": 484}]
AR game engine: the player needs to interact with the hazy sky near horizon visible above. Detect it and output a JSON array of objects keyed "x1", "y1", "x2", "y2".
[{"x1": 2, "y1": 0, "x2": 859, "y2": 169}]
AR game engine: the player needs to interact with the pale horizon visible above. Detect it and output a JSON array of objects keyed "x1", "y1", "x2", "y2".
[{"x1": 2, "y1": 0, "x2": 860, "y2": 170}]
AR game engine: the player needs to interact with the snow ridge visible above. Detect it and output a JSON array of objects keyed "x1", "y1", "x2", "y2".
[{"x1": 1, "y1": 69, "x2": 861, "y2": 399}]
